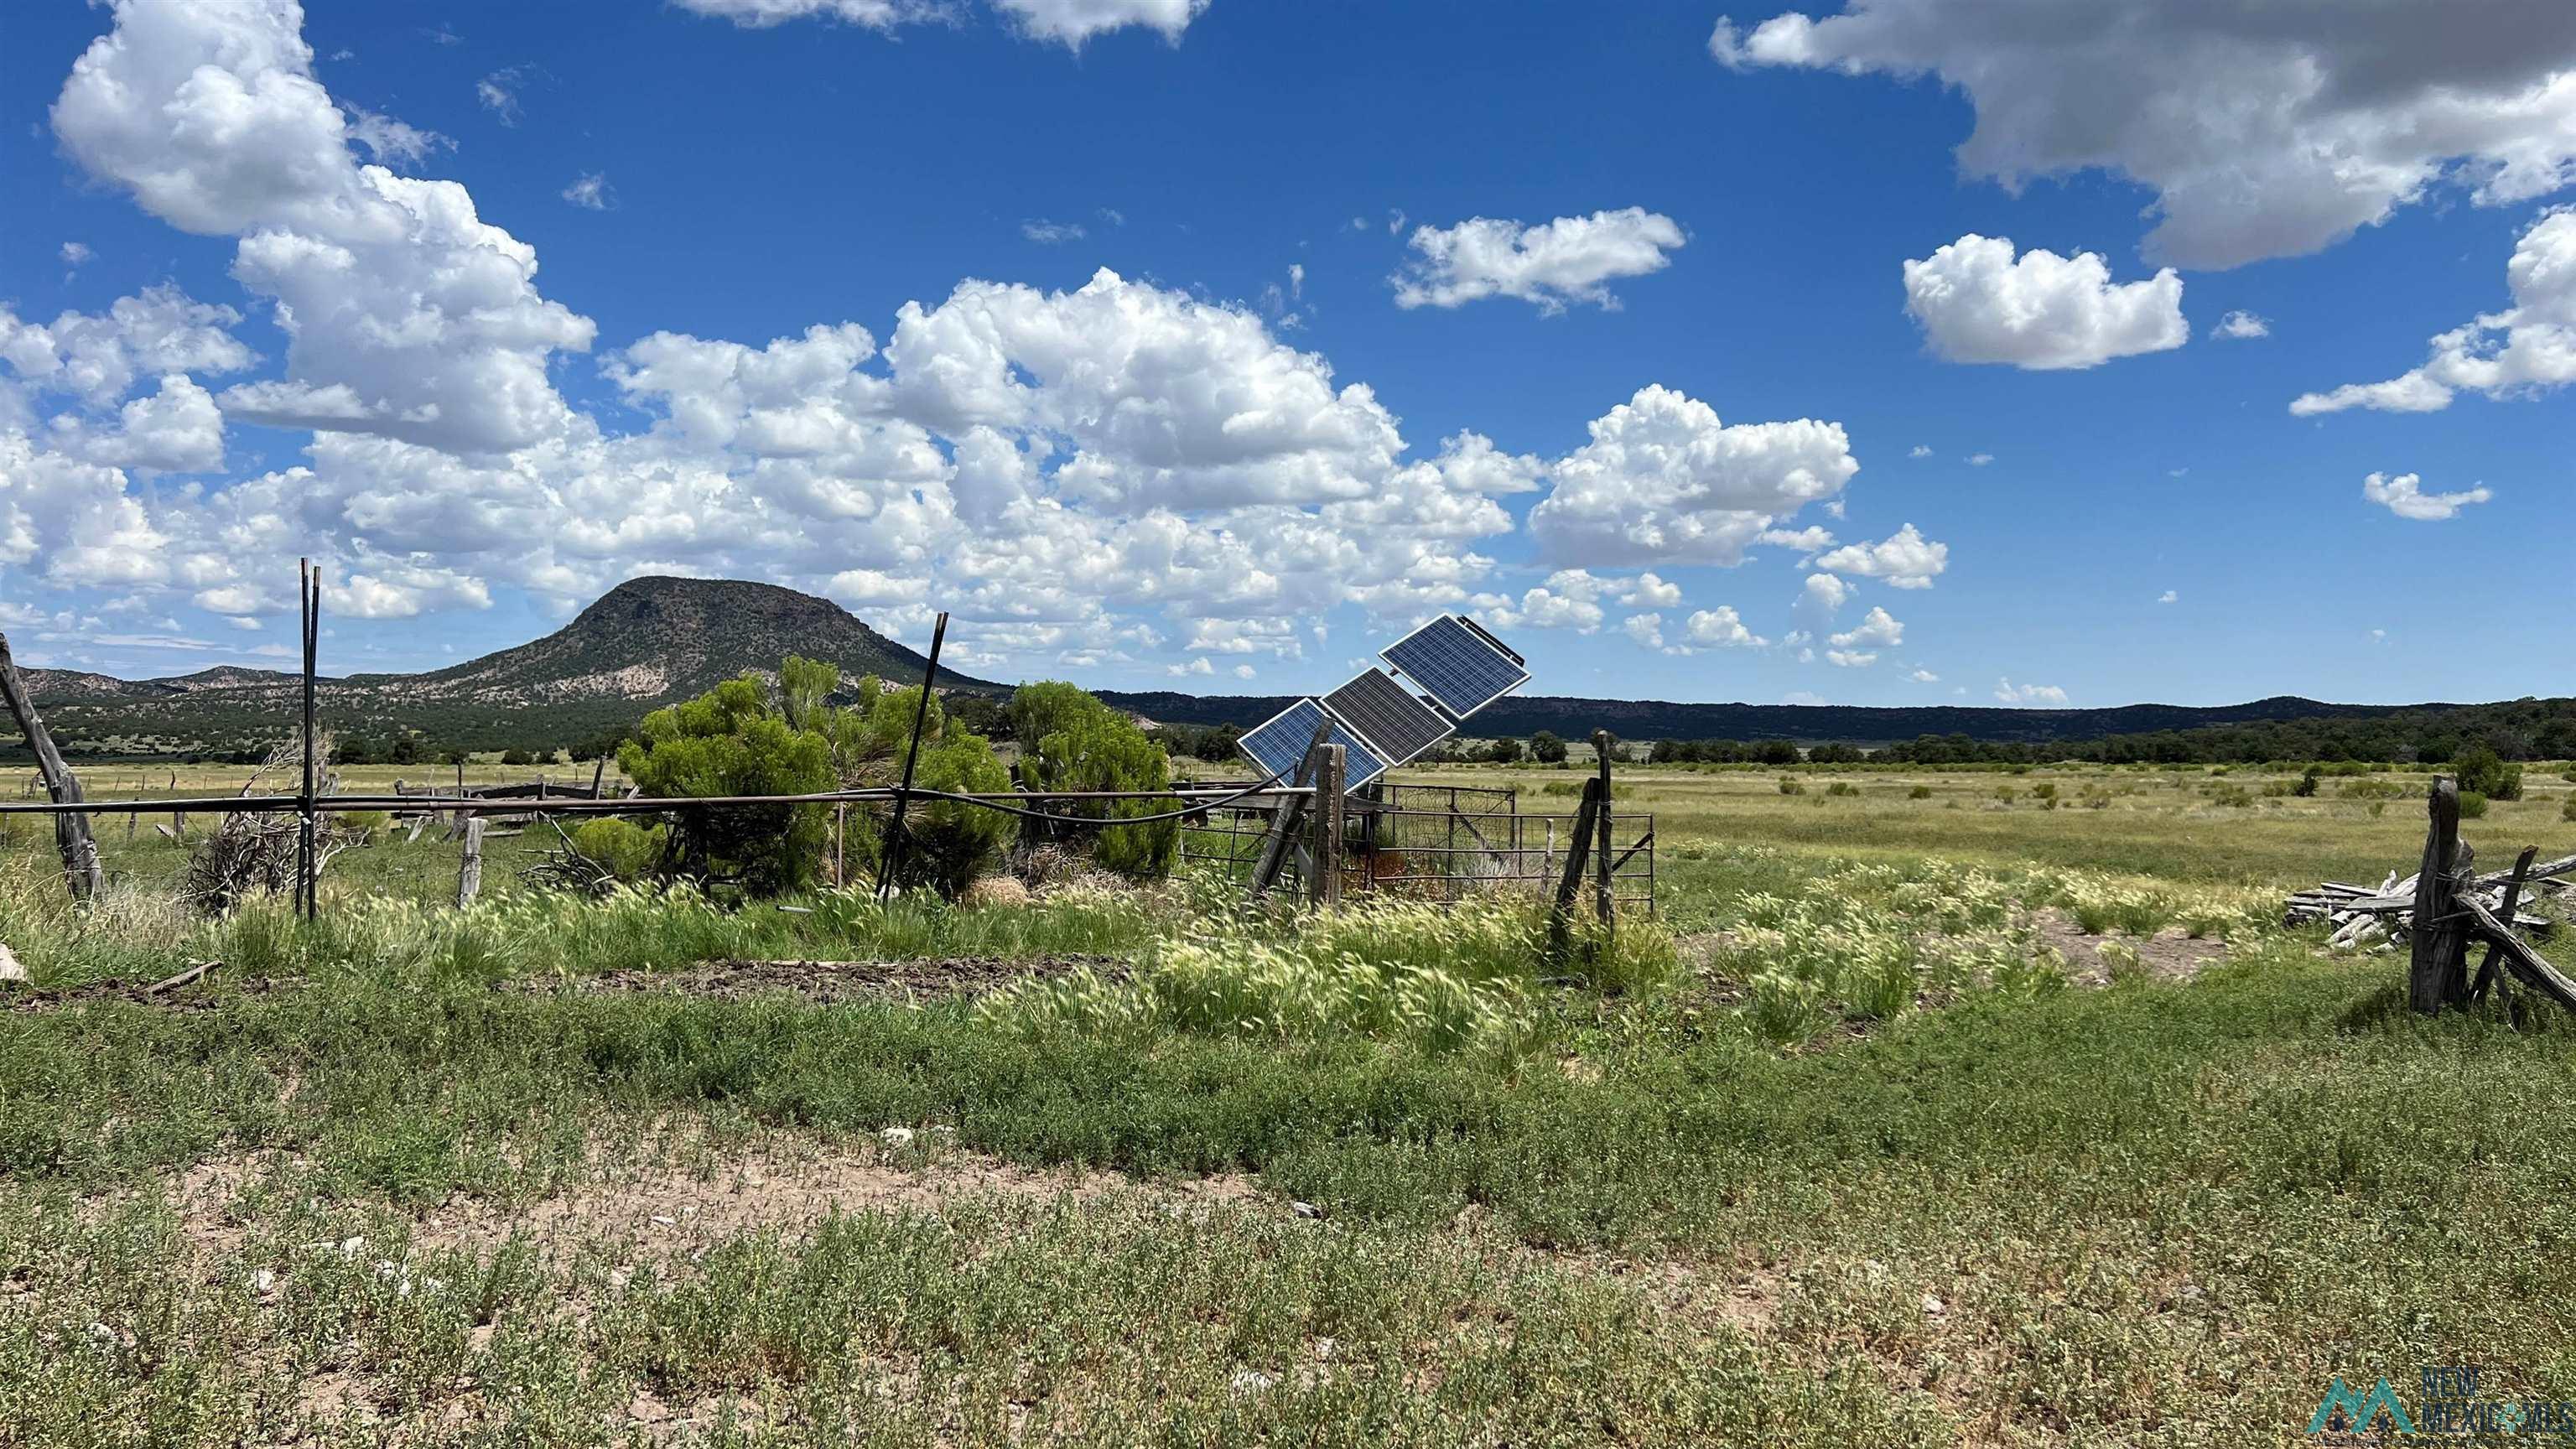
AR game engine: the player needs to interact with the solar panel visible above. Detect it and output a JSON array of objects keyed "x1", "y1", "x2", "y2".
[
  {"x1": 1236, "y1": 697, "x2": 1390, "y2": 788},
  {"x1": 1382, "y1": 615, "x2": 1529, "y2": 719},
  {"x1": 1323, "y1": 667, "x2": 1452, "y2": 766}
]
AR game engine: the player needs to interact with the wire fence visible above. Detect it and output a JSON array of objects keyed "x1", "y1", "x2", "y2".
[{"x1": 1180, "y1": 780, "x2": 1656, "y2": 916}]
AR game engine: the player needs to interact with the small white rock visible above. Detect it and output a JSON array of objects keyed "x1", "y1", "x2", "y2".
[
  {"x1": 336, "y1": 1236, "x2": 366, "y2": 1259},
  {"x1": 649, "y1": 1214, "x2": 676, "y2": 1227},
  {"x1": 1228, "y1": 1368, "x2": 1277, "y2": 1397},
  {"x1": 1920, "y1": 1291, "x2": 1946, "y2": 1317},
  {"x1": 250, "y1": 1269, "x2": 275, "y2": 1294},
  {"x1": 1291, "y1": 1201, "x2": 1322, "y2": 1220},
  {"x1": 0, "y1": 943, "x2": 25, "y2": 984},
  {"x1": 880, "y1": 1127, "x2": 917, "y2": 1149}
]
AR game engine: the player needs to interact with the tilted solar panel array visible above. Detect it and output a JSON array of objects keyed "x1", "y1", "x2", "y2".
[
  {"x1": 1237, "y1": 698, "x2": 1391, "y2": 788},
  {"x1": 1236, "y1": 614, "x2": 1524, "y2": 796},
  {"x1": 1322, "y1": 668, "x2": 1452, "y2": 766},
  {"x1": 1381, "y1": 615, "x2": 1530, "y2": 719}
]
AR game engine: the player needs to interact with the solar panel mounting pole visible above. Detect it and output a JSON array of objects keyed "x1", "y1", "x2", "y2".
[{"x1": 875, "y1": 610, "x2": 948, "y2": 901}]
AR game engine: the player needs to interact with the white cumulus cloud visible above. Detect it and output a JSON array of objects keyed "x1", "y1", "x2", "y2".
[
  {"x1": 1528, "y1": 384, "x2": 1856, "y2": 567},
  {"x1": 1713, "y1": 2, "x2": 2576, "y2": 269},
  {"x1": 2360, "y1": 471, "x2": 2492, "y2": 521},
  {"x1": 1903, "y1": 234, "x2": 2186, "y2": 370},
  {"x1": 1391, "y1": 208, "x2": 1685, "y2": 313},
  {"x1": 1828, "y1": 605, "x2": 1903, "y2": 649},
  {"x1": 1682, "y1": 606, "x2": 1766, "y2": 650},
  {"x1": 2213, "y1": 310, "x2": 2271, "y2": 340},
  {"x1": 2291, "y1": 208, "x2": 2576, "y2": 416},
  {"x1": 1814, "y1": 522, "x2": 1946, "y2": 589},
  {"x1": 1993, "y1": 678, "x2": 2070, "y2": 706}
]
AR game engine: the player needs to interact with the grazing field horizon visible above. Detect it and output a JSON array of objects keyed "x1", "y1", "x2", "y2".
[{"x1": 5, "y1": 742, "x2": 2573, "y2": 1444}]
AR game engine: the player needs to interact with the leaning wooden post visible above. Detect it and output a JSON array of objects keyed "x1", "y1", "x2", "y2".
[
  {"x1": 2471, "y1": 845, "x2": 2539, "y2": 1006},
  {"x1": 2408, "y1": 777, "x2": 2471, "y2": 1015},
  {"x1": 455, "y1": 815, "x2": 486, "y2": 907},
  {"x1": 0, "y1": 629, "x2": 104, "y2": 901},
  {"x1": 1591, "y1": 730, "x2": 1616, "y2": 936},
  {"x1": 1308, "y1": 745, "x2": 1345, "y2": 907},
  {"x1": 875, "y1": 610, "x2": 948, "y2": 901},
  {"x1": 1249, "y1": 721, "x2": 1333, "y2": 900},
  {"x1": 1546, "y1": 776, "x2": 1602, "y2": 964}
]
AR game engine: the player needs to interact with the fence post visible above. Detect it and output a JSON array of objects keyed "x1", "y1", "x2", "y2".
[
  {"x1": 1591, "y1": 730, "x2": 1615, "y2": 937},
  {"x1": 456, "y1": 816, "x2": 486, "y2": 908},
  {"x1": 297, "y1": 561, "x2": 319, "y2": 922},
  {"x1": 2407, "y1": 777, "x2": 2471, "y2": 1015},
  {"x1": 1249, "y1": 722, "x2": 1333, "y2": 901},
  {"x1": 875, "y1": 611, "x2": 948, "y2": 901},
  {"x1": 1546, "y1": 777, "x2": 1601, "y2": 964},
  {"x1": 0, "y1": 628, "x2": 104, "y2": 902},
  {"x1": 1309, "y1": 745, "x2": 1344, "y2": 907}
]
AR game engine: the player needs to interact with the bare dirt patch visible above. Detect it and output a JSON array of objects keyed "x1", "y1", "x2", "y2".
[
  {"x1": 2031, "y1": 908, "x2": 2230, "y2": 986},
  {"x1": 409, "y1": 1140, "x2": 1253, "y2": 1258},
  {"x1": 496, "y1": 953, "x2": 1125, "y2": 1005},
  {"x1": 148, "y1": 1130, "x2": 1262, "y2": 1266},
  {"x1": 1, "y1": 970, "x2": 297, "y2": 1013}
]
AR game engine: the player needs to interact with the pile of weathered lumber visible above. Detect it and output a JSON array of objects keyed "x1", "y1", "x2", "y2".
[
  {"x1": 2298, "y1": 781, "x2": 2576, "y2": 1021},
  {"x1": 2288, "y1": 854, "x2": 2570, "y2": 953}
]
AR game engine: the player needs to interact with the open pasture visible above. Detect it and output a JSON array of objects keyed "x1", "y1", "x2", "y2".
[{"x1": 2, "y1": 758, "x2": 2573, "y2": 1445}]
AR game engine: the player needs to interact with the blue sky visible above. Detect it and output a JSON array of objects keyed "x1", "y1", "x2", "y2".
[{"x1": 1, "y1": 0, "x2": 2568, "y2": 710}]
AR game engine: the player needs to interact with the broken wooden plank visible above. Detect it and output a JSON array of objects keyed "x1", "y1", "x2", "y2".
[
  {"x1": 2460, "y1": 897, "x2": 2576, "y2": 1016},
  {"x1": 2471, "y1": 847, "x2": 2538, "y2": 1005}
]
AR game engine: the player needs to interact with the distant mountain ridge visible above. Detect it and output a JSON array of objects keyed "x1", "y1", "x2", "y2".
[
  {"x1": 1093, "y1": 689, "x2": 2448, "y2": 747},
  {"x1": 13, "y1": 577, "x2": 1002, "y2": 754},
  {"x1": 0, "y1": 576, "x2": 2548, "y2": 756}
]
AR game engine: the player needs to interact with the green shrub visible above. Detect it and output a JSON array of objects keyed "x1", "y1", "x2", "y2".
[
  {"x1": 1014, "y1": 681, "x2": 1178, "y2": 878},
  {"x1": 1825, "y1": 781, "x2": 1861, "y2": 797},
  {"x1": 2458, "y1": 791, "x2": 2490, "y2": 819},
  {"x1": 2561, "y1": 796, "x2": 2576, "y2": 823},
  {"x1": 886, "y1": 719, "x2": 1018, "y2": 896},
  {"x1": 619, "y1": 676, "x2": 834, "y2": 896},
  {"x1": 1777, "y1": 777, "x2": 1805, "y2": 796},
  {"x1": 2454, "y1": 745, "x2": 2523, "y2": 802},
  {"x1": 569, "y1": 818, "x2": 666, "y2": 882},
  {"x1": 2291, "y1": 766, "x2": 2321, "y2": 797},
  {"x1": 330, "y1": 810, "x2": 391, "y2": 832},
  {"x1": 1907, "y1": 784, "x2": 1933, "y2": 800}
]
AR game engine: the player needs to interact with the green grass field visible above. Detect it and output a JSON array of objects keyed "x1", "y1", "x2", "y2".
[{"x1": 2, "y1": 758, "x2": 2573, "y2": 1445}]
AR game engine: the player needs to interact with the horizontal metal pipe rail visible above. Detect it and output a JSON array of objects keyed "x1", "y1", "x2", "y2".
[{"x1": 0, "y1": 784, "x2": 1316, "y2": 817}]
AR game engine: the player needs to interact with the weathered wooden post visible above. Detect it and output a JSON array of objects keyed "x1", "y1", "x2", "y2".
[
  {"x1": 0, "y1": 629, "x2": 104, "y2": 901},
  {"x1": 1546, "y1": 776, "x2": 1602, "y2": 964},
  {"x1": 456, "y1": 815, "x2": 486, "y2": 908},
  {"x1": 1249, "y1": 722, "x2": 1333, "y2": 901},
  {"x1": 1308, "y1": 745, "x2": 1345, "y2": 907},
  {"x1": 2407, "y1": 777, "x2": 2473, "y2": 1015},
  {"x1": 2471, "y1": 845, "x2": 2540, "y2": 1007},
  {"x1": 1591, "y1": 730, "x2": 1616, "y2": 937}
]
